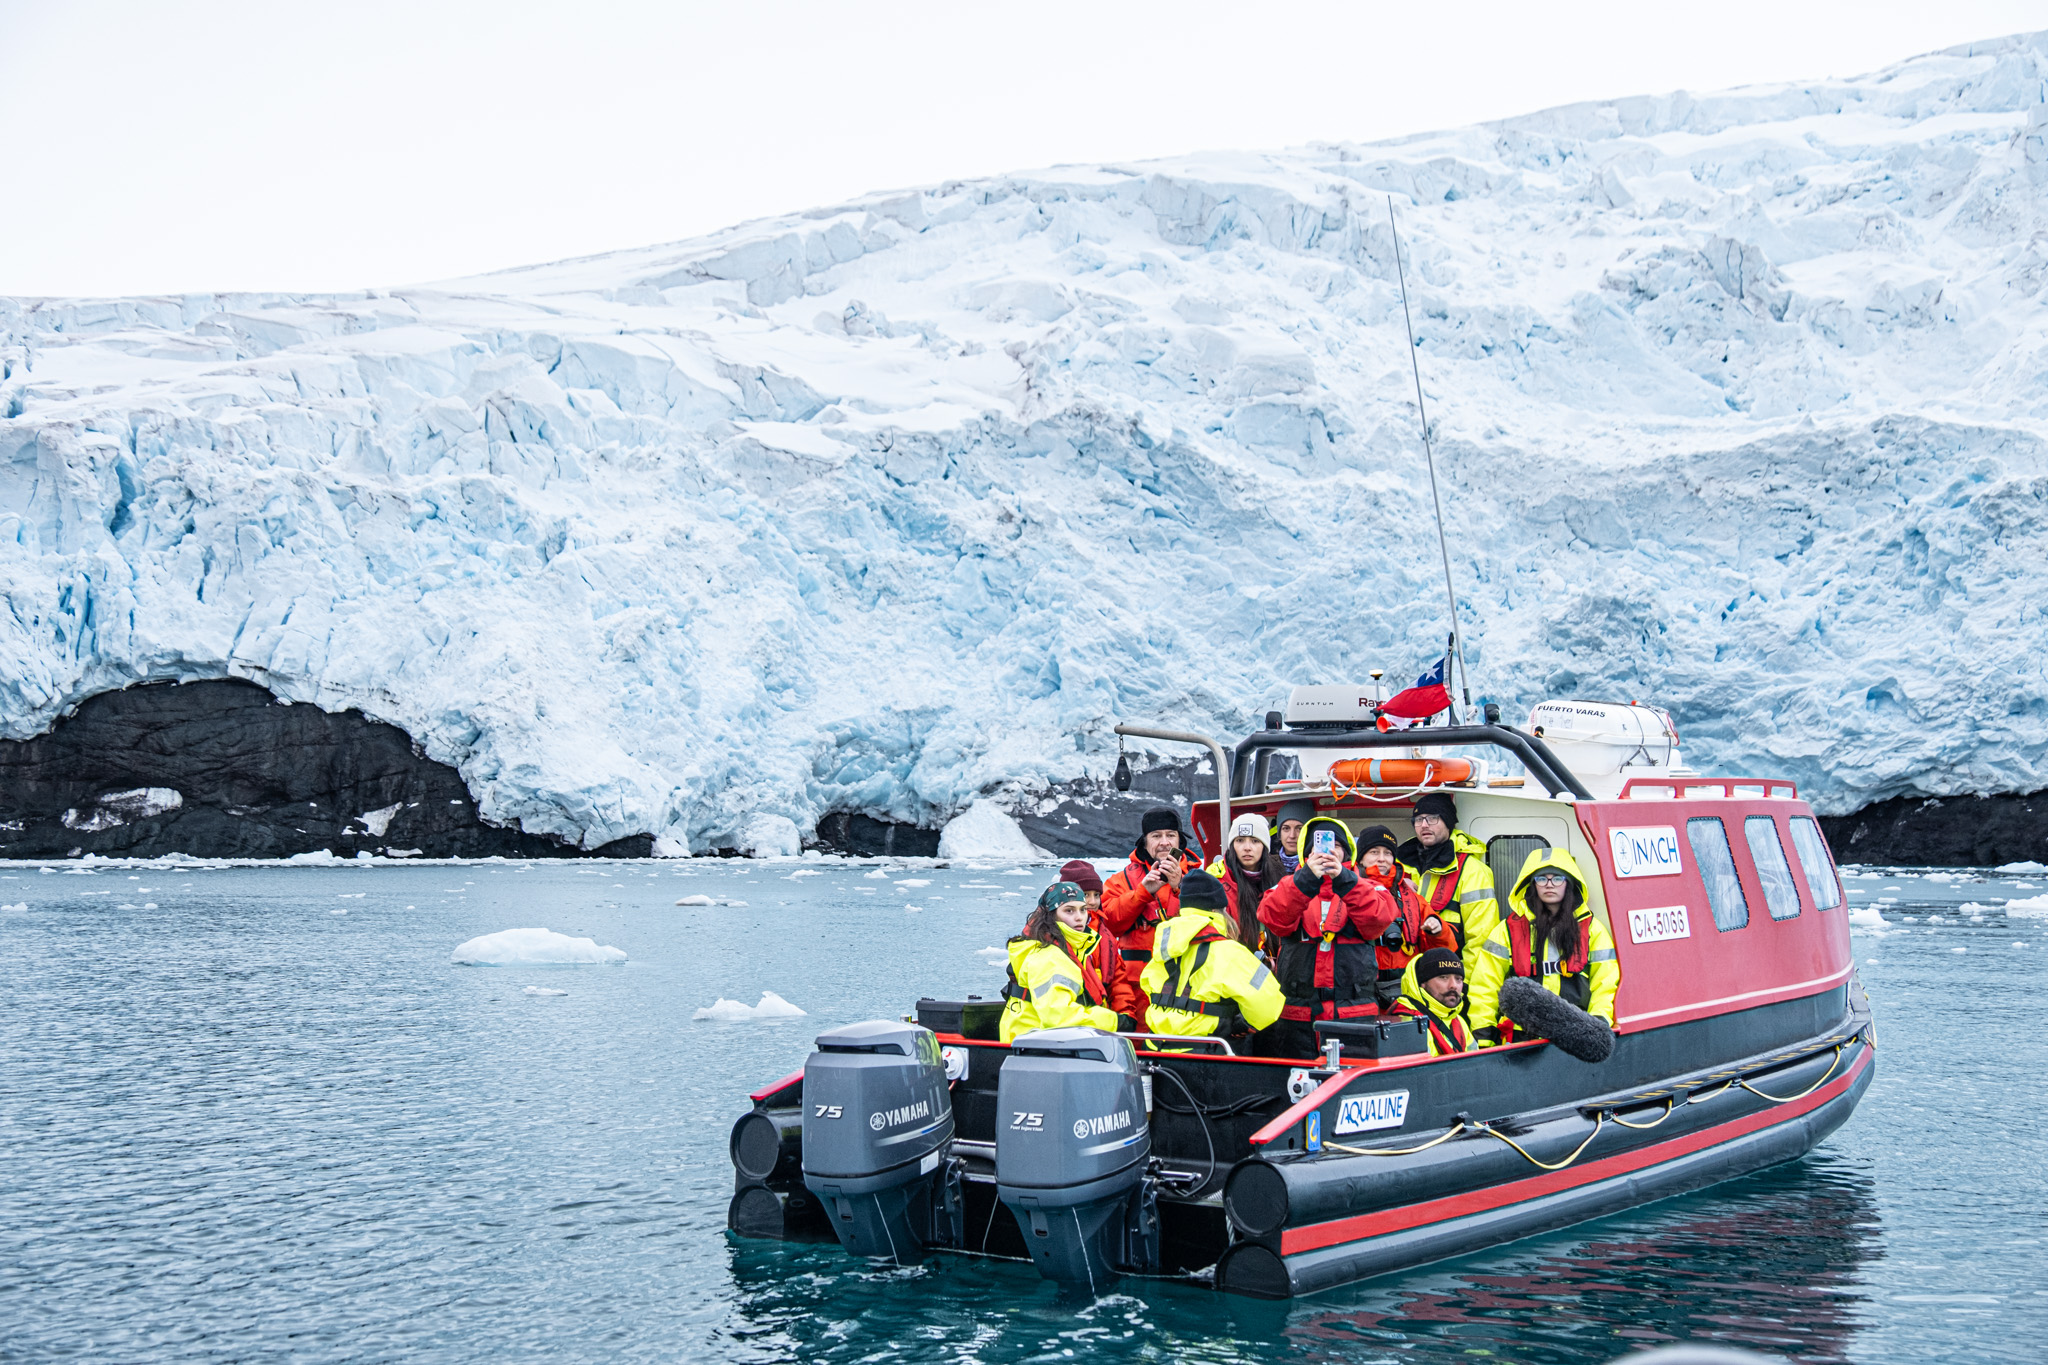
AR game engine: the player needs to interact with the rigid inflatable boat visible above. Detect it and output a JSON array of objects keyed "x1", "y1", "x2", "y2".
[{"x1": 725, "y1": 693, "x2": 1874, "y2": 1298}]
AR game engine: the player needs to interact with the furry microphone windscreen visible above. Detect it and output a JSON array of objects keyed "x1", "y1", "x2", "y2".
[{"x1": 1499, "y1": 977, "x2": 1616, "y2": 1063}]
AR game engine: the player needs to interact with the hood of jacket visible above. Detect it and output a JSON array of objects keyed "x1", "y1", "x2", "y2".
[
  {"x1": 1296, "y1": 815, "x2": 1357, "y2": 868},
  {"x1": 1152, "y1": 906, "x2": 1233, "y2": 958},
  {"x1": 1506, "y1": 845, "x2": 1593, "y2": 921},
  {"x1": 1398, "y1": 953, "x2": 1466, "y2": 1025}
]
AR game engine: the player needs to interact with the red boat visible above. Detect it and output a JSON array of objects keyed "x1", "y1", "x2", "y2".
[{"x1": 726, "y1": 698, "x2": 1873, "y2": 1298}]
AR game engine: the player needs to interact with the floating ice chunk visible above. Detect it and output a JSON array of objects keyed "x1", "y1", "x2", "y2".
[
  {"x1": 2016, "y1": 943, "x2": 2030, "y2": 950},
  {"x1": 286, "y1": 850, "x2": 346, "y2": 866},
  {"x1": 726, "y1": 900, "x2": 749, "y2": 907},
  {"x1": 451, "y1": 927, "x2": 627, "y2": 965},
  {"x1": 1921, "y1": 872, "x2": 1957, "y2": 883},
  {"x1": 787, "y1": 869, "x2": 823, "y2": 879},
  {"x1": 1996, "y1": 861, "x2": 2048, "y2": 875},
  {"x1": 331, "y1": 908, "x2": 348, "y2": 915},
  {"x1": 338, "y1": 893, "x2": 366, "y2": 899},
  {"x1": 1952, "y1": 947, "x2": 1968, "y2": 954},
  {"x1": 896, "y1": 879, "x2": 932, "y2": 888},
  {"x1": 864, "y1": 869, "x2": 890, "y2": 880},
  {"x1": 938, "y1": 801, "x2": 1045, "y2": 863},
  {"x1": 1, "y1": 902, "x2": 26, "y2": 912},
  {"x1": 693, "y1": 990, "x2": 807, "y2": 1021},
  {"x1": 975, "y1": 945, "x2": 1008, "y2": 958},
  {"x1": 524, "y1": 986, "x2": 569, "y2": 996},
  {"x1": 1847, "y1": 905, "x2": 1886, "y2": 927},
  {"x1": 674, "y1": 894, "x2": 716, "y2": 905},
  {"x1": 2003, "y1": 895, "x2": 2048, "y2": 917},
  {"x1": 1958, "y1": 902, "x2": 1995, "y2": 913}
]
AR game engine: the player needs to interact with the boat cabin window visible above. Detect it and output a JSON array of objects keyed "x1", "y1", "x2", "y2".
[
  {"x1": 1787, "y1": 817, "x2": 1843, "y2": 910},
  {"x1": 1686, "y1": 817, "x2": 1750, "y2": 932},
  {"x1": 1485, "y1": 834, "x2": 1550, "y2": 897},
  {"x1": 1744, "y1": 817, "x2": 1802, "y2": 920}
]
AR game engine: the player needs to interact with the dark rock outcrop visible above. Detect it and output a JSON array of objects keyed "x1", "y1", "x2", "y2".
[
  {"x1": 1013, "y1": 757, "x2": 1217, "y2": 861},
  {"x1": 0, "y1": 680, "x2": 650, "y2": 860},
  {"x1": 1818, "y1": 790, "x2": 2048, "y2": 868},
  {"x1": 809, "y1": 811, "x2": 941, "y2": 858}
]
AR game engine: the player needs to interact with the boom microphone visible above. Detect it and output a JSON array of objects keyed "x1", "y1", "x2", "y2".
[{"x1": 1500, "y1": 977, "x2": 1615, "y2": 1063}]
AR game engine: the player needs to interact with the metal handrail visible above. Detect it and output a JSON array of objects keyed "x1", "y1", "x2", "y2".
[
  {"x1": 1618, "y1": 777, "x2": 1799, "y2": 801},
  {"x1": 1113, "y1": 723, "x2": 1230, "y2": 850},
  {"x1": 1127, "y1": 1033, "x2": 1234, "y2": 1055},
  {"x1": 1227, "y1": 724, "x2": 1593, "y2": 801}
]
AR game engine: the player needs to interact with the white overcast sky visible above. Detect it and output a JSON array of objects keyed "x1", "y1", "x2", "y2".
[{"x1": 2, "y1": 1, "x2": 2044, "y2": 297}]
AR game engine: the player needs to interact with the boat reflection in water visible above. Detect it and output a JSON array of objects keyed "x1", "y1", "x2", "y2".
[
  {"x1": 722, "y1": 1156, "x2": 1880, "y2": 1365},
  {"x1": 1259, "y1": 1154, "x2": 1880, "y2": 1364}
]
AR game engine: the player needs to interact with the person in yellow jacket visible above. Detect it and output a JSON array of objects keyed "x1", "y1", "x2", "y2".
[
  {"x1": 1390, "y1": 947, "x2": 1474, "y2": 1055},
  {"x1": 1466, "y1": 847, "x2": 1620, "y2": 1046},
  {"x1": 1396, "y1": 792, "x2": 1499, "y2": 969},
  {"x1": 1000, "y1": 881, "x2": 1140, "y2": 1043},
  {"x1": 1140, "y1": 870, "x2": 1286, "y2": 1046}
]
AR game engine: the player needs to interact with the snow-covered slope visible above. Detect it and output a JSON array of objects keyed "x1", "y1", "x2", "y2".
[{"x1": 3, "y1": 34, "x2": 2045, "y2": 850}]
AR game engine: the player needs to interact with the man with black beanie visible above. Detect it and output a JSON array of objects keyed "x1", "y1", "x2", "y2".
[
  {"x1": 1396, "y1": 792, "x2": 1499, "y2": 971},
  {"x1": 1100, "y1": 807, "x2": 1203, "y2": 1004},
  {"x1": 1391, "y1": 945, "x2": 1473, "y2": 1054}
]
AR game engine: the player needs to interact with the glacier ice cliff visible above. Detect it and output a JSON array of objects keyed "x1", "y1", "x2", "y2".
[{"x1": 2, "y1": 33, "x2": 2045, "y2": 853}]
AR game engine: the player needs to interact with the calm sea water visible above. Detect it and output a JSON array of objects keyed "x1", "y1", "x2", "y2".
[{"x1": 2, "y1": 857, "x2": 2043, "y2": 1364}]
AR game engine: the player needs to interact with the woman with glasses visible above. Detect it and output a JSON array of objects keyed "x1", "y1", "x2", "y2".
[{"x1": 1465, "y1": 847, "x2": 1620, "y2": 1046}]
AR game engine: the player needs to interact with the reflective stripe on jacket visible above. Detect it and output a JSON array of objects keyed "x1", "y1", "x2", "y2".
[
  {"x1": 999, "y1": 925, "x2": 1121, "y2": 1043},
  {"x1": 1139, "y1": 907, "x2": 1286, "y2": 1041},
  {"x1": 1465, "y1": 846, "x2": 1620, "y2": 1046}
]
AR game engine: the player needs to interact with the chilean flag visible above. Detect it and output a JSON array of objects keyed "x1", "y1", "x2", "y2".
[{"x1": 1379, "y1": 655, "x2": 1452, "y2": 723}]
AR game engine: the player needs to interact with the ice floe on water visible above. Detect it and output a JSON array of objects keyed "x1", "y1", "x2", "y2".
[
  {"x1": 450, "y1": 927, "x2": 628, "y2": 965},
  {"x1": 523, "y1": 986, "x2": 569, "y2": 997},
  {"x1": 692, "y1": 991, "x2": 806, "y2": 1022},
  {"x1": 975, "y1": 945, "x2": 1008, "y2": 959},
  {"x1": 673, "y1": 894, "x2": 716, "y2": 906},
  {"x1": 1997, "y1": 862, "x2": 2048, "y2": 876},
  {"x1": 2003, "y1": 896, "x2": 2048, "y2": 918},
  {"x1": 1848, "y1": 905, "x2": 1887, "y2": 928},
  {"x1": 2, "y1": 902, "x2": 26, "y2": 912}
]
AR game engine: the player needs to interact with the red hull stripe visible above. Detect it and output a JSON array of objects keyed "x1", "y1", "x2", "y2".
[{"x1": 1279, "y1": 1045, "x2": 1871, "y2": 1256}]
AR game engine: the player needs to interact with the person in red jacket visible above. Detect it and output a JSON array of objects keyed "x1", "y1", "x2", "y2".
[
  {"x1": 1100, "y1": 808, "x2": 1202, "y2": 1005},
  {"x1": 1256, "y1": 816, "x2": 1398, "y2": 1057},
  {"x1": 1355, "y1": 823, "x2": 1458, "y2": 1011}
]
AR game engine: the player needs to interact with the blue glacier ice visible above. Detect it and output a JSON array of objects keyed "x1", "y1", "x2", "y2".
[{"x1": 2, "y1": 34, "x2": 2045, "y2": 851}]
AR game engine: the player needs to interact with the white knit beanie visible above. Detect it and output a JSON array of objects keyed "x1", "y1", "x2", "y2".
[{"x1": 1228, "y1": 813, "x2": 1269, "y2": 847}]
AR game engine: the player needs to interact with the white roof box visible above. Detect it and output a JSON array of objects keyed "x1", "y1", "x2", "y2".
[
  {"x1": 1529, "y1": 700, "x2": 1688, "y2": 797},
  {"x1": 1283, "y1": 684, "x2": 1381, "y2": 730}
]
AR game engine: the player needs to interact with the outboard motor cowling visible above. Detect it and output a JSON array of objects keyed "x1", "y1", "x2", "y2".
[
  {"x1": 801, "y1": 1020, "x2": 960, "y2": 1263},
  {"x1": 996, "y1": 1028, "x2": 1155, "y2": 1288}
]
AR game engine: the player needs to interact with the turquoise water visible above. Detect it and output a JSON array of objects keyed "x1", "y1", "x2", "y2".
[{"x1": 2, "y1": 857, "x2": 2043, "y2": 1363}]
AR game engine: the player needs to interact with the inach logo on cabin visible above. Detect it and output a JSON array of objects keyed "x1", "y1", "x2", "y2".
[
  {"x1": 869, "y1": 1100, "x2": 930, "y2": 1132},
  {"x1": 1334, "y1": 1089, "x2": 1410, "y2": 1135},
  {"x1": 1610, "y1": 825, "x2": 1683, "y2": 879}
]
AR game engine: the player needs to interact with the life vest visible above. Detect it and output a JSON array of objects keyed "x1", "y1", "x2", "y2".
[
  {"x1": 1497, "y1": 913, "x2": 1594, "y2": 1042},
  {"x1": 1147, "y1": 924, "x2": 1243, "y2": 1036},
  {"x1": 1002, "y1": 928, "x2": 1114, "y2": 1011},
  {"x1": 1369, "y1": 875, "x2": 1428, "y2": 1004},
  {"x1": 1394, "y1": 998, "x2": 1471, "y2": 1054},
  {"x1": 1418, "y1": 850, "x2": 1469, "y2": 918},
  {"x1": 1273, "y1": 884, "x2": 1380, "y2": 1023}
]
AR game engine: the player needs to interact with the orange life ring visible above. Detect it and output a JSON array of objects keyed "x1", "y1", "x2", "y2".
[{"x1": 1327, "y1": 757, "x2": 1474, "y2": 788}]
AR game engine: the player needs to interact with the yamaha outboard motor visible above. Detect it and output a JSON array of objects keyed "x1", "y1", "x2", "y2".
[
  {"x1": 800, "y1": 1020, "x2": 961, "y2": 1263},
  {"x1": 996, "y1": 1028, "x2": 1155, "y2": 1288}
]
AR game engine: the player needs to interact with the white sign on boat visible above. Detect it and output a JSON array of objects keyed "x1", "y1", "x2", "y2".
[
  {"x1": 1334, "y1": 1090, "x2": 1410, "y2": 1135},
  {"x1": 1628, "y1": 904, "x2": 1692, "y2": 944},
  {"x1": 1610, "y1": 825, "x2": 1684, "y2": 878}
]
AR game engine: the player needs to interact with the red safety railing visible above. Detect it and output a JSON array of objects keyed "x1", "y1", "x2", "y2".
[{"x1": 1616, "y1": 777, "x2": 1799, "y2": 801}]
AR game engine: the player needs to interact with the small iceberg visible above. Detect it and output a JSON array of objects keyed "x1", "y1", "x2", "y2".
[
  {"x1": 693, "y1": 990, "x2": 807, "y2": 1022},
  {"x1": 1, "y1": 902, "x2": 26, "y2": 912},
  {"x1": 674, "y1": 894, "x2": 716, "y2": 906},
  {"x1": 523, "y1": 986, "x2": 569, "y2": 997},
  {"x1": 1997, "y1": 860, "x2": 2048, "y2": 875},
  {"x1": 1847, "y1": 905, "x2": 1886, "y2": 928},
  {"x1": 2003, "y1": 895, "x2": 2048, "y2": 918},
  {"x1": 974, "y1": 945, "x2": 1008, "y2": 959},
  {"x1": 451, "y1": 927, "x2": 627, "y2": 965}
]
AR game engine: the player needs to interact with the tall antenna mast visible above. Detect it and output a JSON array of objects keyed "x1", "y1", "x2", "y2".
[{"x1": 1388, "y1": 197, "x2": 1473, "y2": 722}]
